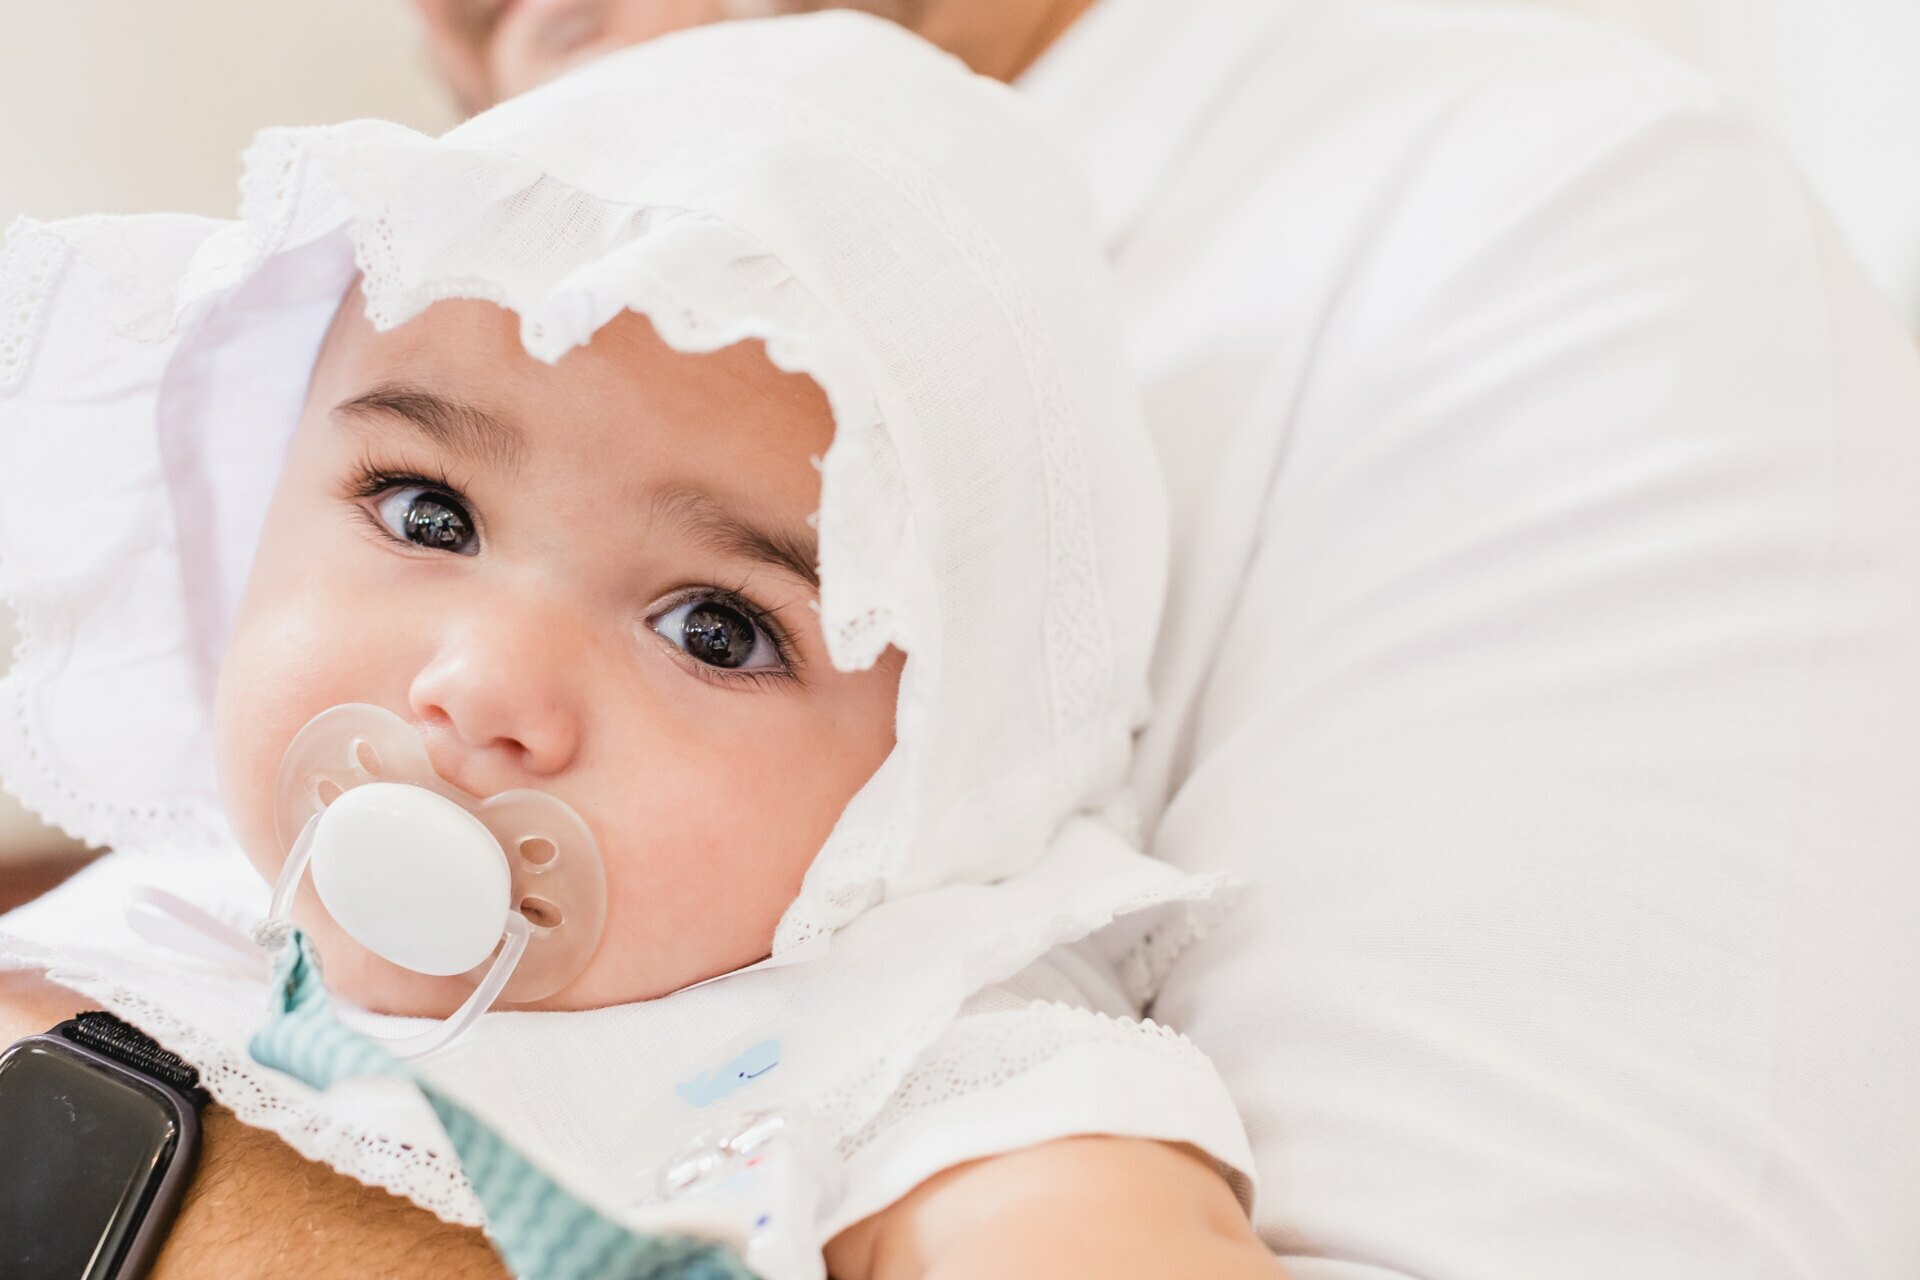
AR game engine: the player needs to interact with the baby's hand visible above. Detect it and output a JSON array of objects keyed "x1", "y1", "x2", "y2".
[{"x1": 823, "y1": 1136, "x2": 1284, "y2": 1280}]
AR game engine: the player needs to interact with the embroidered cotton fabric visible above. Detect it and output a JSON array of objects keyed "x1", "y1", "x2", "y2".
[{"x1": 0, "y1": 11, "x2": 1253, "y2": 1270}]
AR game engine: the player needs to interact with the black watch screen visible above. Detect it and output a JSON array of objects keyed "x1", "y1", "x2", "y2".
[{"x1": 0, "y1": 1018, "x2": 204, "y2": 1280}]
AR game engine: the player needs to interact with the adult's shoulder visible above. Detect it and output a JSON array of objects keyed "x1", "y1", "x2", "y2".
[
  {"x1": 1117, "y1": 7, "x2": 1920, "y2": 1278},
  {"x1": 1122, "y1": 0, "x2": 1797, "y2": 306},
  {"x1": 1189, "y1": 0, "x2": 1755, "y2": 210}
]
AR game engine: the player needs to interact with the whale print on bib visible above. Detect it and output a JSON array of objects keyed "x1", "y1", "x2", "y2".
[{"x1": 677, "y1": 1040, "x2": 782, "y2": 1108}]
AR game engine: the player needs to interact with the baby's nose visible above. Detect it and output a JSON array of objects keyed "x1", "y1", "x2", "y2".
[{"x1": 406, "y1": 617, "x2": 583, "y2": 789}]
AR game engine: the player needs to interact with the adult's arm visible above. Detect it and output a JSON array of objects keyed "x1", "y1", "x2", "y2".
[
  {"x1": 1, "y1": 966, "x2": 1278, "y2": 1279},
  {"x1": 0, "y1": 969, "x2": 509, "y2": 1280},
  {"x1": 1125, "y1": 6, "x2": 1920, "y2": 1276}
]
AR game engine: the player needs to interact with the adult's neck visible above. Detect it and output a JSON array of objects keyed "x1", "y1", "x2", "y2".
[{"x1": 911, "y1": 0, "x2": 1100, "y2": 82}]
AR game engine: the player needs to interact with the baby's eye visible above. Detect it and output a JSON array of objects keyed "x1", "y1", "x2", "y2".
[
  {"x1": 373, "y1": 487, "x2": 478, "y2": 556},
  {"x1": 650, "y1": 596, "x2": 788, "y2": 674}
]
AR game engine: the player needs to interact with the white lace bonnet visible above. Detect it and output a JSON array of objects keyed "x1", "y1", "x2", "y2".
[{"x1": 0, "y1": 10, "x2": 1167, "y2": 949}]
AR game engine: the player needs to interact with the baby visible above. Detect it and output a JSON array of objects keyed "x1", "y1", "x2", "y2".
[{"x1": 0, "y1": 12, "x2": 1279, "y2": 1279}]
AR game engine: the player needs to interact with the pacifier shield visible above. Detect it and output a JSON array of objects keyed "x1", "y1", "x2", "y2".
[{"x1": 273, "y1": 703, "x2": 608, "y2": 1003}]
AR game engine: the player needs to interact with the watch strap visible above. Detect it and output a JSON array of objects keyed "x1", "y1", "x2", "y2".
[{"x1": 58, "y1": 1011, "x2": 210, "y2": 1109}]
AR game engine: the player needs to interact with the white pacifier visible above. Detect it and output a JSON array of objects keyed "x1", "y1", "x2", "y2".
[{"x1": 265, "y1": 703, "x2": 607, "y2": 1058}]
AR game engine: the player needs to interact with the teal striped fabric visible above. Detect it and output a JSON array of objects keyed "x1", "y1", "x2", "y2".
[{"x1": 250, "y1": 931, "x2": 757, "y2": 1280}]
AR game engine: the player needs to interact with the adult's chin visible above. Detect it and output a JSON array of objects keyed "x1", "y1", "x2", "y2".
[
  {"x1": 482, "y1": 0, "x2": 729, "y2": 103},
  {"x1": 484, "y1": 34, "x2": 625, "y2": 102}
]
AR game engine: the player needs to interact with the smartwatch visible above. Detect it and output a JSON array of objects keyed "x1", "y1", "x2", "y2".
[{"x1": 0, "y1": 1011, "x2": 208, "y2": 1280}]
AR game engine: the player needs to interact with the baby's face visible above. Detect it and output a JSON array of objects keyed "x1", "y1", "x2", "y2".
[{"x1": 214, "y1": 288, "x2": 902, "y2": 1015}]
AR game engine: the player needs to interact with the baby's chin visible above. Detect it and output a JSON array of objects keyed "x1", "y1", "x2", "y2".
[
  {"x1": 290, "y1": 908, "x2": 723, "y2": 1018},
  {"x1": 301, "y1": 925, "x2": 487, "y2": 1019}
]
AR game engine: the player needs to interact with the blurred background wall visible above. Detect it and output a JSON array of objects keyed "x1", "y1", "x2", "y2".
[
  {"x1": 0, "y1": 0, "x2": 1915, "y2": 864},
  {"x1": 0, "y1": 1, "x2": 454, "y2": 222}
]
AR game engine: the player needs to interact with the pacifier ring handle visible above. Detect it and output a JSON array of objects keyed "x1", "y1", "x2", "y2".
[
  {"x1": 262, "y1": 809, "x2": 532, "y2": 1061},
  {"x1": 266, "y1": 812, "x2": 322, "y2": 924},
  {"x1": 378, "y1": 912, "x2": 530, "y2": 1061},
  {"x1": 126, "y1": 887, "x2": 272, "y2": 981}
]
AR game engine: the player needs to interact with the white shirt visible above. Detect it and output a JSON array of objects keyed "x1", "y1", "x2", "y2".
[{"x1": 1023, "y1": 0, "x2": 1920, "y2": 1275}]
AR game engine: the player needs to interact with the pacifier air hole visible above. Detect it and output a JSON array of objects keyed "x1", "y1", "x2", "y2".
[
  {"x1": 519, "y1": 837, "x2": 557, "y2": 866},
  {"x1": 314, "y1": 778, "x2": 343, "y2": 807},
  {"x1": 519, "y1": 896, "x2": 563, "y2": 929},
  {"x1": 354, "y1": 739, "x2": 383, "y2": 778}
]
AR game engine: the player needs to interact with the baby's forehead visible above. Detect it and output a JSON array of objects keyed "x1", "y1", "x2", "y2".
[
  {"x1": 302, "y1": 286, "x2": 837, "y2": 526},
  {"x1": 308, "y1": 287, "x2": 833, "y2": 456}
]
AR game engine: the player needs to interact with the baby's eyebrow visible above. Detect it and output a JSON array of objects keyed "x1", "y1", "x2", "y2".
[
  {"x1": 648, "y1": 483, "x2": 820, "y2": 592},
  {"x1": 332, "y1": 383, "x2": 525, "y2": 473}
]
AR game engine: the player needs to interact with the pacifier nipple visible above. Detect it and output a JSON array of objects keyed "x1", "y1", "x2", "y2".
[
  {"x1": 267, "y1": 703, "x2": 609, "y2": 1041},
  {"x1": 310, "y1": 783, "x2": 511, "y2": 976}
]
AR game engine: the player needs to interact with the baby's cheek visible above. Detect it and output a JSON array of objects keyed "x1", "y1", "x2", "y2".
[
  {"x1": 213, "y1": 603, "x2": 357, "y2": 878},
  {"x1": 605, "y1": 692, "x2": 898, "y2": 1002},
  {"x1": 213, "y1": 639, "x2": 292, "y2": 879},
  {"x1": 611, "y1": 705, "x2": 892, "y2": 984},
  {"x1": 567, "y1": 780, "x2": 817, "y2": 1004}
]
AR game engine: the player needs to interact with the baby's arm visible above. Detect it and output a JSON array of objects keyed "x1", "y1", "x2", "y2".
[{"x1": 825, "y1": 1135, "x2": 1285, "y2": 1280}]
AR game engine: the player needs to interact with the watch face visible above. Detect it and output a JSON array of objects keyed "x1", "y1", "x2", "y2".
[{"x1": 0, "y1": 1039, "x2": 181, "y2": 1280}]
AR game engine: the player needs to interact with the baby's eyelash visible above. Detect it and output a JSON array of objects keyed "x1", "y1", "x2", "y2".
[
  {"x1": 343, "y1": 458, "x2": 465, "y2": 502},
  {"x1": 684, "y1": 664, "x2": 794, "y2": 692}
]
